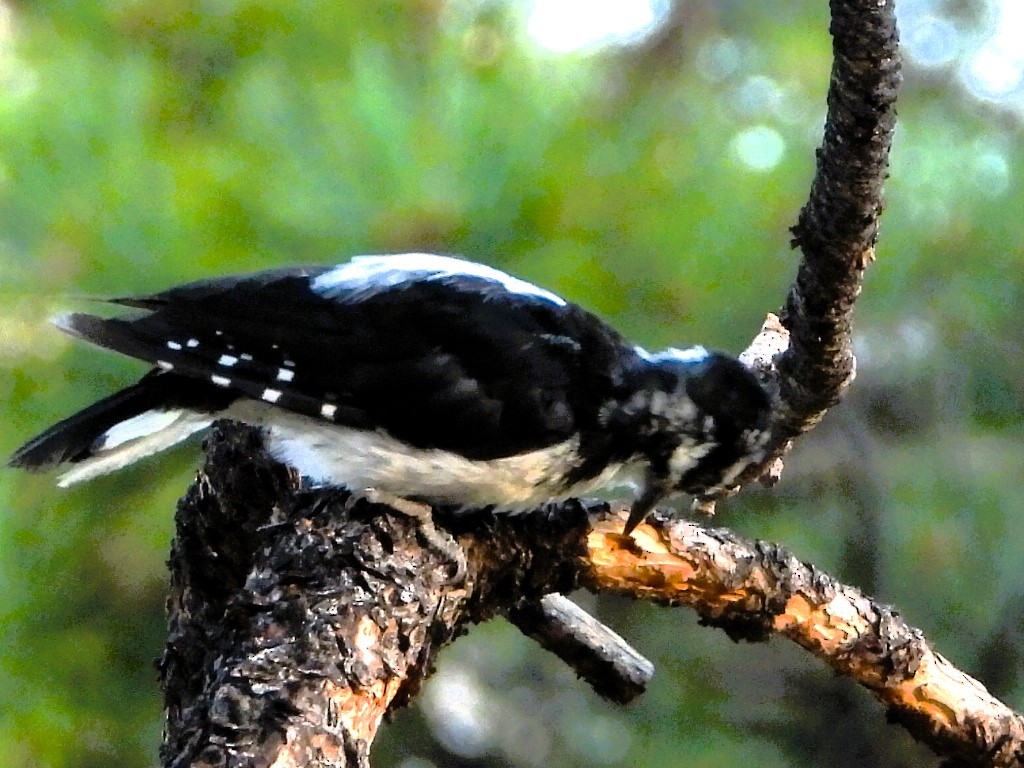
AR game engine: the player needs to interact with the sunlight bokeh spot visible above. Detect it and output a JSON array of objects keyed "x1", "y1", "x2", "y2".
[
  {"x1": 527, "y1": 0, "x2": 670, "y2": 52},
  {"x1": 731, "y1": 125, "x2": 785, "y2": 172}
]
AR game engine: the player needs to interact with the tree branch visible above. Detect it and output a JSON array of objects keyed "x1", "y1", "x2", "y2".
[
  {"x1": 160, "y1": 423, "x2": 590, "y2": 768},
  {"x1": 779, "y1": 0, "x2": 900, "y2": 426},
  {"x1": 507, "y1": 593, "x2": 655, "y2": 704},
  {"x1": 160, "y1": 427, "x2": 1024, "y2": 767},
  {"x1": 584, "y1": 511, "x2": 1024, "y2": 768},
  {"x1": 710, "y1": 0, "x2": 902, "y2": 506}
]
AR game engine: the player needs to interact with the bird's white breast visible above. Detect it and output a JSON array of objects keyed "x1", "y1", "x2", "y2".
[{"x1": 227, "y1": 401, "x2": 631, "y2": 510}]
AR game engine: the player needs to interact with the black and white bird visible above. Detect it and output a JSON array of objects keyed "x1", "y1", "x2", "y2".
[{"x1": 8, "y1": 254, "x2": 772, "y2": 534}]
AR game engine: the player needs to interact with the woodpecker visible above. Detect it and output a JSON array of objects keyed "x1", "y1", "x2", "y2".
[{"x1": 8, "y1": 253, "x2": 771, "y2": 534}]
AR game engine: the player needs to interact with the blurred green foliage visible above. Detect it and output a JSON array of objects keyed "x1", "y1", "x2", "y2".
[{"x1": 1, "y1": 1, "x2": 1023, "y2": 767}]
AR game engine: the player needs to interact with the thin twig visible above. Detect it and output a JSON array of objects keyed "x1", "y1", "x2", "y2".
[{"x1": 507, "y1": 593, "x2": 654, "y2": 704}]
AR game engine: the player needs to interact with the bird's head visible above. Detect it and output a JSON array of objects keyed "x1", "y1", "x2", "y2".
[{"x1": 627, "y1": 346, "x2": 772, "y2": 494}]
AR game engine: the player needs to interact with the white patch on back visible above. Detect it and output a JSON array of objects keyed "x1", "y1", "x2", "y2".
[
  {"x1": 276, "y1": 368, "x2": 294, "y2": 382},
  {"x1": 310, "y1": 254, "x2": 567, "y2": 306},
  {"x1": 227, "y1": 401, "x2": 629, "y2": 510},
  {"x1": 218, "y1": 354, "x2": 238, "y2": 366}
]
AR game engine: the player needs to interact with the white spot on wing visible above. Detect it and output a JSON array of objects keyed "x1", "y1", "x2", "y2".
[
  {"x1": 211, "y1": 375, "x2": 231, "y2": 387},
  {"x1": 311, "y1": 253, "x2": 567, "y2": 306},
  {"x1": 283, "y1": 360, "x2": 295, "y2": 367},
  {"x1": 186, "y1": 338, "x2": 200, "y2": 348},
  {"x1": 320, "y1": 403, "x2": 337, "y2": 419},
  {"x1": 167, "y1": 341, "x2": 182, "y2": 350},
  {"x1": 262, "y1": 388, "x2": 282, "y2": 403},
  {"x1": 218, "y1": 354, "x2": 238, "y2": 367},
  {"x1": 157, "y1": 360, "x2": 174, "y2": 370},
  {"x1": 277, "y1": 368, "x2": 295, "y2": 382},
  {"x1": 240, "y1": 353, "x2": 253, "y2": 361}
]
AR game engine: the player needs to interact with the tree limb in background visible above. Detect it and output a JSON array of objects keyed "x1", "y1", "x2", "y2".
[
  {"x1": 708, "y1": 0, "x2": 902, "y2": 508},
  {"x1": 159, "y1": 432, "x2": 1024, "y2": 768},
  {"x1": 779, "y1": 0, "x2": 901, "y2": 429}
]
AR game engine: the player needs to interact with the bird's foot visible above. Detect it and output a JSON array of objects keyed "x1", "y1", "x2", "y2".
[{"x1": 363, "y1": 489, "x2": 467, "y2": 584}]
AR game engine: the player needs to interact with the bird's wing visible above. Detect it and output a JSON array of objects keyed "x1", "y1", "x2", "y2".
[{"x1": 68, "y1": 256, "x2": 637, "y2": 459}]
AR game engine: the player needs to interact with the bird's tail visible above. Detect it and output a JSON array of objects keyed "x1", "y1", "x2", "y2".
[{"x1": 9, "y1": 315, "x2": 238, "y2": 486}]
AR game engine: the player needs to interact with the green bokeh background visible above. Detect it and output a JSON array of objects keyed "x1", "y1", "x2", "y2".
[{"x1": 1, "y1": 2, "x2": 1022, "y2": 766}]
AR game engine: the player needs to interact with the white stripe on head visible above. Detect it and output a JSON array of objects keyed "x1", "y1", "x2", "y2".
[
  {"x1": 310, "y1": 254, "x2": 567, "y2": 306},
  {"x1": 669, "y1": 440, "x2": 713, "y2": 478}
]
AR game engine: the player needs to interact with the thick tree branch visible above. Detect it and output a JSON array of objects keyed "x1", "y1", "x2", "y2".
[
  {"x1": 161, "y1": 427, "x2": 1024, "y2": 767},
  {"x1": 161, "y1": 424, "x2": 589, "y2": 768}
]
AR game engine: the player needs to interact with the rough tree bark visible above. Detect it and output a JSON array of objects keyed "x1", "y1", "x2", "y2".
[
  {"x1": 158, "y1": 1, "x2": 1024, "y2": 767},
  {"x1": 160, "y1": 425, "x2": 1024, "y2": 768}
]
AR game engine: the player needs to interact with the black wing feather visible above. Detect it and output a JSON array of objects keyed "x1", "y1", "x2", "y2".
[
  {"x1": 55, "y1": 265, "x2": 641, "y2": 460},
  {"x1": 8, "y1": 370, "x2": 235, "y2": 470}
]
